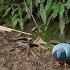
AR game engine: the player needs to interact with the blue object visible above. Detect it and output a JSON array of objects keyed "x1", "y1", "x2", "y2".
[{"x1": 52, "y1": 43, "x2": 70, "y2": 60}]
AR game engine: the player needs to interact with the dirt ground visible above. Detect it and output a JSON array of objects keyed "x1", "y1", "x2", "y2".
[{"x1": 0, "y1": 31, "x2": 68, "y2": 70}]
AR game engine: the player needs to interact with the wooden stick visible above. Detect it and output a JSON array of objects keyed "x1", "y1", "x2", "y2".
[
  {"x1": 11, "y1": 29, "x2": 32, "y2": 36},
  {"x1": 0, "y1": 26, "x2": 32, "y2": 36}
]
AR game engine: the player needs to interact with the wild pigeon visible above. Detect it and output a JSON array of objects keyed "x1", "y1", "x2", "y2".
[{"x1": 52, "y1": 43, "x2": 70, "y2": 70}]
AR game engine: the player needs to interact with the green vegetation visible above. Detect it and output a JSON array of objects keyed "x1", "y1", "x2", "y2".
[{"x1": 0, "y1": 0, "x2": 70, "y2": 41}]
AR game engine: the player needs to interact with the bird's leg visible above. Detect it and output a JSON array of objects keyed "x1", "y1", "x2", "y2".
[
  {"x1": 53, "y1": 61, "x2": 61, "y2": 68},
  {"x1": 55, "y1": 61, "x2": 61, "y2": 67},
  {"x1": 63, "y1": 62, "x2": 68, "y2": 70}
]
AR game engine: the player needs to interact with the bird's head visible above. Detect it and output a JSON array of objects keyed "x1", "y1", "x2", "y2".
[{"x1": 53, "y1": 48, "x2": 66, "y2": 61}]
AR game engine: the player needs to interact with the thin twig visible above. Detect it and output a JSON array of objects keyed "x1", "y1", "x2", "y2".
[
  {"x1": 24, "y1": 1, "x2": 42, "y2": 33},
  {"x1": 0, "y1": 26, "x2": 32, "y2": 36},
  {"x1": 11, "y1": 28, "x2": 32, "y2": 36}
]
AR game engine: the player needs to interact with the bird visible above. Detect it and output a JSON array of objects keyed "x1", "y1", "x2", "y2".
[{"x1": 52, "y1": 43, "x2": 70, "y2": 70}]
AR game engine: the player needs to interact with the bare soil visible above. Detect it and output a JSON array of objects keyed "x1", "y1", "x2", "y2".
[{"x1": 0, "y1": 31, "x2": 66, "y2": 70}]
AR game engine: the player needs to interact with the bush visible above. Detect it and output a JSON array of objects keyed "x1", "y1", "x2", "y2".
[{"x1": 0, "y1": 0, "x2": 70, "y2": 41}]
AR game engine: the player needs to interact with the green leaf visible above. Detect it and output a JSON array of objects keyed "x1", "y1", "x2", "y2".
[
  {"x1": 47, "y1": 0, "x2": 53, "y2": 5},
  {"x1": 45, "y1": 26, "x2": 48, "y2": 31},
  {"x1": 26, "y1": 0, "x2": 32, "y2": 12},
  {"x1": 45, "y1": 0, "x2": 53, "y2": 12},
  {"x1": 11, "y1": 8, "x2": 18, "y2": 16},
  {"x1": 3, "y1": 5, "x2": 9, "y2": 10},
  {"x1": 52, "y1": 3, "x2": 60, "y2": 17},
  {"x1": 59, "y1": 4, "x2": 64, "y2": 18},
  {"x1": 2, "y1": 7, "x2": 11, "y2": 17},
  {"x1": 18, "y1": 18, "x2": 24, "y2": 30},
  {"x1": 35, "y1": 0, "x2": 41, "y2": 7},
  {"x1": 31, "y1": 27, "x2": 37, "y2": 32},
  {"x1": 12, "y1": 19, "x2": 18, "y2": 28},
  {"x1": 40, "y1": 4, "x2": 46, "y2": 24},
  {"x1": 12, "y1": 14, "x2": 18, "y2": 21},
  {"x1": 65, "y1": 0, "x2": 70, "y2": 9},
  {"x1": 59, "y1": 4, "x2": 65, "y2": 37},
  {"x1": 26, "y1": 10, "x2": 31, "y2": 19},
  {"x1": 46, "y1": 13, "x2": 55, "y2": 26},
  {"x1": 18, "y1": 7, "x2": 22, "y2": 17},
  {"x1": 59, "y1": 18, "x2": 65, "y2": 36}
]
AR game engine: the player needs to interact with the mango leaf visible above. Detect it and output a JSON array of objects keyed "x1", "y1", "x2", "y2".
[
  {"x1": 59, "y1": 4, "x2": 64, "y2": 18},
  {"x1": 11, "y1": 8, "x2": 18, "y2": 16},
  {"x1": 31, "y1": 27, "x2": 37, "y2": 32},
  {"x1": 52, "y1": 3, "x2": 60, "y2": 17},
  {"x1": 46, "y1": 13, "x2": 55, "y2": 26},
  {"x1": 25, "y1": 2, "x2": 31, "y2": 19},
  {"x1": 2, "y1": 7, "x2": 11, "y2": 17},
  {"x1": 67, "y1": 0, "x2": 70, "y2": 2},
  {"x1": 35, "y1": 0, "x2": 41, "y2": 7},
  {"x1": 18, "y1": 18, "x2": 24, "y2": 30},
  {"x1": 64, "y1": 15, "x2": 70, "y2": 24},
  {"x1": 26, "y1": 0, "x2": 32, "y2": 12},
  {"x1": 26, "y1": 10, "x2": 31, "y2": 19},
  {"x1": 18, "y1": 7, "x2": 22, "y2": 17},
  {"x1": 45, "y1": 0, "x2": 53, "y2": 12},
  {"x1": 46, "y1": 4, "x2": 60, "y2": 26},
  {"x1": 46, "y1": 11, "x2": 59, "y2": 26},
  {"x1": 12, "y1": 14, "x2": 18, "y2": 21},
  {"x1": 45, "y1": 26, "x2": 48, "y2": 31},
  {"x1": 12, "y1": 19, "x2": 18, "y2": 28},
  {"x1": 59, "y1": 18, "x2": 65, "y2": 37},
  {"x1": 40, "y1": 4, "x2": 46, "y2": 24},
  {"x1": 47, "y1": 0, "x2": 53, "y2": 5},
  {"x1": 3, "y1": 5, "x2": 9, "y2": 10},
  {"x1": 65, "y1": 0, "x2": 70, "y2": 9},
  {"x1": 59, "y1": 4, "x2": 66, "y2": 37},
  {"x1": 40, "y1": 0, "x2": 45, "y2": 3}
]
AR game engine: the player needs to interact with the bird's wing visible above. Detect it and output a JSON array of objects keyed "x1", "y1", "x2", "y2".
[
  {"x1": 52, "y1": 43, "x2": 70, "y2": 55},
  {"x1": 64, "y1": 44, "x2": 70, "y2": 57},
  {"x1": 52, "y1": 43, "x2": 64, "y2": 54}
]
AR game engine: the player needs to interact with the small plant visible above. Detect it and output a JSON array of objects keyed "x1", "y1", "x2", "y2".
[
  {"x1": 35, "y1": 0, "x2": 70, "y2": 40},
  {"x1": 0, "y1": 0, "x2": 33, "y2": 30},
  {"x1": 0, "y1": 0, "x2": 70, "y2": 41}
]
